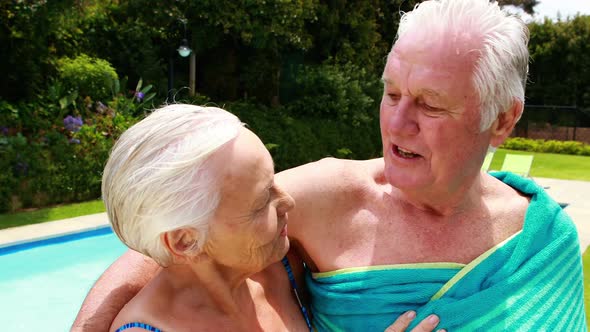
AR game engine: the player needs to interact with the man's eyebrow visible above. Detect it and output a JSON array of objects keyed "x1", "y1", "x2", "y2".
[
  {"x1": 381, "y1": 77, "x2": 394, "y2": 84},
  {"x1": 419, "y1": 88, "x2": 444, "y2": 99}
]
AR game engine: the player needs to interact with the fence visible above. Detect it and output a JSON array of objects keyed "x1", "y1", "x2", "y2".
[{"x1": 512, "y1": 105, "x2": 590, "y2": 143}]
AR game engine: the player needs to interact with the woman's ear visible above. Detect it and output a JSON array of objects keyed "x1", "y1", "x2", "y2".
[
  {"x1": 489, "y1": 98, "x2": 524, "y2": 147},
  {"x1": 162, "y1": 229, "x2": 202, "y2": 263}
]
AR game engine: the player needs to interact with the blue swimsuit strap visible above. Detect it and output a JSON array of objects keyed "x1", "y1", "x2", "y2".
[
  {"x1": 116, "y1": 258, "x2": 312, "y2": 332},
  {"x1": 115, "y1": 322, "x2": 162, "y2": 332},
  {"x1": 281, "y1": 256, "x2": 313, "y2": 331}
]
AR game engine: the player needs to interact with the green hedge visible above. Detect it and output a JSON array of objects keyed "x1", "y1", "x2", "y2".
[
  {"x1": 0, "y1": 98, "x2": 383, "y2": 213},
  {"x1": 501, "y1": 137, "x2": 590, "y2": 156},
  {"x1": 227, "y1": 101, "x2": 383, "y2": 171},
  {"x1": 0, "y1": 110, "x2": 137, "y2": 212}
]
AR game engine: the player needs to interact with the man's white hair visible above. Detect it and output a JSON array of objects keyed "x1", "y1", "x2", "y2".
[
  {"x1": 396, "y1": 0, "x2": 529, "y2": 130},
  {"x1": 102, "y1": 104, "x2": 243, "y2": 266}
]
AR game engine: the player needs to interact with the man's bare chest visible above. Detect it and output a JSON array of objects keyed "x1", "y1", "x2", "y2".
[{"x1": 309, "y1": 207, "x2": 521, "y2": 271}]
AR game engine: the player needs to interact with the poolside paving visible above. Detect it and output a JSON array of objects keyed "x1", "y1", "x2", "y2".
[
  {"x1": 0, "y1": 213, "x2": 109, "y2": 249},
  {"x1": 0, "y1": 177, "x2": 588, "y2": 252},
  {"x1": 534, "y1": 177, "x2": 590, "y2": 253}
]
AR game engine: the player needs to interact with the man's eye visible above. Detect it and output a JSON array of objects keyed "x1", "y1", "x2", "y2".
[
  {"x1": 423, "y1": 104, "x2": 438, "y2": 111},
  {"x1": 421, "y1": 103, "x2": 445, "y2": 117},
  {"x1": 387, "y1": 93, "x2": 400, "y2": 102}
]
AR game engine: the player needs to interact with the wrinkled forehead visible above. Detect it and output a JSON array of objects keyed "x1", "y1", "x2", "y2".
[
  {"x1": 383, "y1": 31, "x2": 481, "y2": 104},
  {"x1": 391, "y1": 29, "x2": 481, "y2": 73},
  {"x1": 217, "y1": 128, "x2": 273, "y2": 184}
]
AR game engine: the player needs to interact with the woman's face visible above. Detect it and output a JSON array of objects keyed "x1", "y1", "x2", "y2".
[{"x1": 204, "y1": 128, "x2": 294, "y2": 272}]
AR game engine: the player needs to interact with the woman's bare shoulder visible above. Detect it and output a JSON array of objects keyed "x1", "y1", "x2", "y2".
[
  {"x1": 109, "y1": 296, "x2": 222, "y2": 332},
  {"x1": 108, "y1": 275, "x2": 208, "y2": 332}
]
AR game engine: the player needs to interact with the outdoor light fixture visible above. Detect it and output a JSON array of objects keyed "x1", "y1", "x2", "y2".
[
  {"x1": 168, "y1": 17, "x2": 197, "y2": 99},
  {"x1": 177, "y1": 18, "x2": 192, "y2": 57},
  {"x1": 177, "y1": 38, "x2": 192, "y2": 57}
]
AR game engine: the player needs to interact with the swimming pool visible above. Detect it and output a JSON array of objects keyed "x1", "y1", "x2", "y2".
[{"x1": 0, "y1": 228, "x2": 127, "y2": 331}]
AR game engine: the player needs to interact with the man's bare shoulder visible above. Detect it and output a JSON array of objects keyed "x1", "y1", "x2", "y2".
[
  {"x1": 277, "y1": 158, "x2": 383, "y2": 246},
  {"x1": 277, "y1": 157, "x2": 383, "y2": 193},
  {"x1": 482, "y1": 173, "x2": 531, "y2": 233}
]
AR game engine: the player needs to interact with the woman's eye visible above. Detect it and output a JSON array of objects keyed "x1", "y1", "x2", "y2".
[{"x1": 260, "y1": 188, "x2": 275, "y2": 210}]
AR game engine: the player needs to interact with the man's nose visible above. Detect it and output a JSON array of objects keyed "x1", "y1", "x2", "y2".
[{"x1": 384, "y1": 97, "x2": 419, "y2": 136}]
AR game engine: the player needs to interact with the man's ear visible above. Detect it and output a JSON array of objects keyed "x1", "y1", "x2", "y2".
[
  {"x1": 489, "y1": 98, "x2": 523, "y2": 147},
  {"x1": 162, "y1": 228, "x2": 202, "y2": 263}
]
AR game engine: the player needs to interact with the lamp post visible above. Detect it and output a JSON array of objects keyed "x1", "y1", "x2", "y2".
[
  {"x1": 177, "y1": 38, "x2": 196, "y2": 97},
  {"x1": 168, "y1": 19, "x2": 196, "y2": 100}
]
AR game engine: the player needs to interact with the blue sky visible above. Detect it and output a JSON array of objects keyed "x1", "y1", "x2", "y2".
[{"x1": 507, "y1": 0, "x2": 590, "y2": 22}]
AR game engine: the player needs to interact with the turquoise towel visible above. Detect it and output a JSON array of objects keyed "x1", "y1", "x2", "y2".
[{"x1": 307, "y1": 172, "x2": 587, "y2": 331}]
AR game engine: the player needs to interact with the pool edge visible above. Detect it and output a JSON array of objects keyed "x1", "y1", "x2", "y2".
[
  {"x1": 0, "y1": 213, "x2": 111, "y2": 253},
  {"x1": 0, "y1": 225, "x2": 114, "y2": 255}
]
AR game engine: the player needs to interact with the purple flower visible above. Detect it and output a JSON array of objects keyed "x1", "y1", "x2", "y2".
[
  {"x1": 63, "y1": 115, "x2": 83, "y2": 132},
  {"x1": 69, "y1": 138, "x2": 81, "y2": 144},
  {"x1": 96, "y1": 101, "x2": 107, "y2": 114},
  {"x1": 0, "y1": 127, "x2": 8, "y2": 136},
  {"x1": 135, "y1": 91, "x2": 145, "y2": 101}
]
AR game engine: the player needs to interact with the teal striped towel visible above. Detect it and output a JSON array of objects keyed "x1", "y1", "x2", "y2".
[{"x1": 307, "y1": 172, "x2": 586, "y2": 331}]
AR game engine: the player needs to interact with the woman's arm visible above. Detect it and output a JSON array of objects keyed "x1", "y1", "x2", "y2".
[{"x1": 70, "y1": 250, "x2": 160, "y2": 332}]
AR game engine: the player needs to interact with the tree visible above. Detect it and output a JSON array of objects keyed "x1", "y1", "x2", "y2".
[
  {"x1": 0, "y1": 0, "x2": 77, "y2": 100},
  {"x1": 497, "y1": 0, "x2": 539, "y2": 14},
  {"x1": 527, "y1": 15, "x2": 590, "y2": 109}
]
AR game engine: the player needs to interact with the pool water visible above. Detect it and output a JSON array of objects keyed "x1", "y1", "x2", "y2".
[{"x1": 0, "y1": 229, "x2": 127, "y2": 331}]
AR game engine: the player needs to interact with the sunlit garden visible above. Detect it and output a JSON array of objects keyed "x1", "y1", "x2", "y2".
[{"x1": 1, "y1": 1, "x2": 590, "y2": 330}]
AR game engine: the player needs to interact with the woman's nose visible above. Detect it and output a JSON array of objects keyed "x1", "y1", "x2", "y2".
[{"x1": 276, "y1": 188, "x2": 295, "y2": 217}]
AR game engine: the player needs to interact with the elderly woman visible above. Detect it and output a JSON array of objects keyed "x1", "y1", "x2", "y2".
[
  {"x1": 98, "y1": 105, "x2": 439, "y2": 332},
  {"x1": 102, "y1": 105, "x2": 309, "y2": 331}
]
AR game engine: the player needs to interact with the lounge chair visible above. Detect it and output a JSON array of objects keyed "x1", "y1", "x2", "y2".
[
  {"x1": 481, "y1": 151, "x2": 494, "y2": 172},
  {"x1": 500, "y1": 154, "x2": 534, "y2": 178}
]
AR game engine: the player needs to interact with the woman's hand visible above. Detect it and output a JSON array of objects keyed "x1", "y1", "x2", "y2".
[{"x1": 384, "y1": 311, "x2": 445, "y2": 332}]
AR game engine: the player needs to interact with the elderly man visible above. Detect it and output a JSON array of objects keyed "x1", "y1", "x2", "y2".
[{"x1": 73, "y1": 0, "x2": 585, "y2": 330}]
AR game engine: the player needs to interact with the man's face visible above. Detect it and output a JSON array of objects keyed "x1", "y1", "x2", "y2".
[{"x1": 379, "y1": 31, "x2": 493, "y2": 193}]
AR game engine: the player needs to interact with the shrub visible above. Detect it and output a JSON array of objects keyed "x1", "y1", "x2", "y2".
[
  {"x1": 501, "y1": 137, "x2": 590, "y2": 156},
  {"x1": 0, "y1": 107, "x2": 138, "y2": 213},
  {"x1": 227, "y1": 101, "x2": 382, "y2": 171},
  {"x1": 284, "y1": 63, "x2": 382, "y2": 127},
  {"x1": 56, "y1": 54, "x2": 118, "y2": 102},
  {"x1": 1, "y1": 96, "x2": 384, "y2": 212}
]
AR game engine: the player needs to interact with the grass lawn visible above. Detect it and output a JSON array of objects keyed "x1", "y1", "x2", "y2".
[
  {"x1": 0, "y1": 199, "x2": 105, "y2": 230},
  {"x1": 490, "y1": 149, "x2": 590, "y2": 181},
  {"x1": 584, "y1": 246, "x2": 590, "y2": 329}
]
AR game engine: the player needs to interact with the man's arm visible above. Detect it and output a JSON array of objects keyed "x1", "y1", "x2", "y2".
[
  {"x1": 71, "y1": 249, "x2": 160, "y2": 332},
  {"x1": 277, "y1": 157, "x2": 368, "y2": 271}
]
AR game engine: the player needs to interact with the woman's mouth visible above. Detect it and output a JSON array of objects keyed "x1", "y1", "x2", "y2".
[{"x1": 280, "y1": 224, "x2": 288, "y2": 237}]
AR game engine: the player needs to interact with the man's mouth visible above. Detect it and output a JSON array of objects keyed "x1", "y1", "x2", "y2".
[{"x1": 393, "y1": 145, "x2": 421, "y2": 159}]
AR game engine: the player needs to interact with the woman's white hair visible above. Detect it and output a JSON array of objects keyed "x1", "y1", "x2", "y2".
[
  {"x1": 102, "y1": 104, "x2": 243, "y2": 266},
  {"x1": 396, "y1": 0, "x2": 530, "y2": 130}
]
